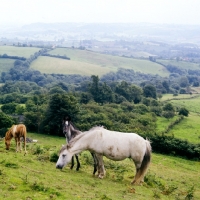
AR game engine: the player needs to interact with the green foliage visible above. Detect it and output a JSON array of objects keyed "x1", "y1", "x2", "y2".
[
  {"x1": 143, "y1": 84, "x2": 157, "y2": 99},
  {"x1": 144, "y1": 133, "x2": 200, "y2": 160},
  {"x1": 42, "y1": 93, "x2": 79, "y2": 135},
  {"x1": 49, "y1": 151, "x2": 59, "y2": 162},
  {"x1": 0, "y1": 112, "x2": 15, "y2": 137},
  {"x1": 178, "y1": 107, "x2": 189, "y2": 117},
  {"x1": 1, "y1": 102, "x2": 17, "y2": 114}
]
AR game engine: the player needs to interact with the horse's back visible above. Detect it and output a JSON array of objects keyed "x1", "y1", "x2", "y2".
[
  {"x1": 16, "y1": 124, "x2": 27, "y2": 138},
  {"x1": 87, "y1": 128, "x2": 147, "y2": 161}
]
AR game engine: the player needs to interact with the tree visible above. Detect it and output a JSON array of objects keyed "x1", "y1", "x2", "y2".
[
  {"x1": 89, "y1": 75, "x2": 100, "y2": 102},
  {"x1": 0, "y1": 112, "x2": 15, "y2": 137},
  {"x1": 1, "y1": 103, "x2": 17, "y2": 114},
  {"x1": 162, "y1": 103, "x2": 175, "y2": 120},
  {"x1": 162, "y1": 80, "x2": 169, "y2": 93},
  {"x1": 42, "y1": 94, "x2": 80, "y2": 135},
  {"x1": 179, "y1": 76, "x2": 189, "y2": 88},
  {"x1": 163, "y1": 103, "x2": 175, "y2": 112},
  {"x1": 115, "y1": 81, "x2": 142, "y2": 103},
  {"x1": 178, "y1": 107, "x2": 189, "y2": 117},
  {"x1": 143, "y1": 84, "x2": 157, "y2": 99}
]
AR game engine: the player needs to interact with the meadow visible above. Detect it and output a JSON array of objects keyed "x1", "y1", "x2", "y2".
[
  {"x1": 157, "y1": 93, "x2": 200, "y2": 143},
  {"x1": 0, "y1": 131, "x2": 200, "y2": 200},
  {"x1": 30, "y1": 48, "x2": 169, "y2": 77},
  {"x1": 157, "y1": 59, "x2": 200, "y2": 71},
  {"x1": 0, "y1": 59, "x2": 15, "y2": 74},
  {"x1": 0, "y1": 46, "x2": 41, "y2": 58}
]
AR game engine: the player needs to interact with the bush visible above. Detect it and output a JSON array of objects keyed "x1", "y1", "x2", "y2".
[{"x1": 179, "y1": 107, "x2": 189, "y2": 117}]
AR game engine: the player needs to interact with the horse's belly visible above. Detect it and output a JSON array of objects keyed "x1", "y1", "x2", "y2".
[{"x1": 103, "y1": 149, "x2": 129, "y2": 161}]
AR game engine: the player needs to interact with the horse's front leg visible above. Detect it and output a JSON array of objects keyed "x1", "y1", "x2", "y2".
[
  {"x1": 95, "y1": 154, "x2": 106, "y2": 179},
  {"x1": 14, "y1": 138, "x2": 18, "y2": 152},
  {"x1": 70, "y1": 156, "x2": 75, "y2": 170},
  {"x1": 75, "y1": 154, "x2": 80, "y2": 171},
  {"x1": 91, "y1": 152, "x2": 98, "y2": 175}
]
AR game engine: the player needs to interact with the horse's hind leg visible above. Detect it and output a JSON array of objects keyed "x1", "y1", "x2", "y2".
[
  {"x1": 131, "y1": 168, "x2": 142, "y2": 184},
  {"x1": 75, "y1": 154, "x2": 80, "y2": 171}
]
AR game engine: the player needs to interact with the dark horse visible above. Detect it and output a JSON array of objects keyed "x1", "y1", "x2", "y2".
[{"x1": 62, "y1": 116, "x2": 98, "y2": 174}]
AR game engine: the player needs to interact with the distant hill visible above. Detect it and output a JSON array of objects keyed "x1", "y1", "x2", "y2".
[{"x1": 30, "y1": 48, "x2": 169, "y2": 77}]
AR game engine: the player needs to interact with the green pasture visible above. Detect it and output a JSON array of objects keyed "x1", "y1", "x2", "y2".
[
  {"x1": 156, "y1": 113, "x2": 200, "y2": 144},
  {"x1": 170, "y1": 95, "x2": 200, "y2": 113},
  {"x1": 0, "y1": 132, "x2": 199, "y2": 200},
  {"x1": 161, "y1": 92, "x2": 200, "y2": 101},
  {"x1": 0, "y1": 59, "x2": 14, "y2": 73},
  {"x1": 159, "y1": 93, "x2": 200, "y2": 143},
  {"x1": 32, "y1": 48, "x2": 169, "y2": 77},
  {"x1": 31, "y1": 56, "x2": 112, "y2": 76},
  {"x1": 0, "y1": 46, "x2": 41, "y2": 58},
  {"x1": 168, "y1": 112, "x2": 200, "y2": 144},
  {"x1": 157, "y1": 59, "x2": 200, "y2": 70}
]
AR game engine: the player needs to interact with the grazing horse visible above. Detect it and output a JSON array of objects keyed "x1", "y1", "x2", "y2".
[
  {"x1": 5, "y1": 124, "x2": 27, "y2": 154},
  {"x1": 62, "y1": 117, "x2": 98, "y2": 175},
  {"x1": 56, "y1": 126, "x2": 151, "y2": 184}
]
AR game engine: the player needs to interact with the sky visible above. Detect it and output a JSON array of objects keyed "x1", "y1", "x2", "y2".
[{"x1": 1, "y1": 0, "x2": 200, "y2": 26}]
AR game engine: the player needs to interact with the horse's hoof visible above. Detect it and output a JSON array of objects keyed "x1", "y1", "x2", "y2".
[{"x1": 98, "y1": 175, "x2": 104, "y2": 179}]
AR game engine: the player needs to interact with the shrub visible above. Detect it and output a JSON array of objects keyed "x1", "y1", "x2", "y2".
[{"x1": 178, "y1": 107, "x2": 189, "y2": 117}]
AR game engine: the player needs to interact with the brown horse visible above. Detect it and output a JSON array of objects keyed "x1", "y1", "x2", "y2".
[{"x1": 5, "y1": 124, "x2": 27, "y2": 154}]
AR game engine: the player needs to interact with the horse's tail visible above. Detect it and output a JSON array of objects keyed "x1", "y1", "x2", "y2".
[{"x1": 138, "y1": 139, "x2": 152, "y2": 182}]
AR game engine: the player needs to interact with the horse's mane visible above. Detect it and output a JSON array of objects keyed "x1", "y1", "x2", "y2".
[
  {"x1": 68, "y1": 131, "x2": 86, "y2": 147},
  {"x1": 88, "y1": 126, "x2": 105, "y2": 131},
  {"x1": 67, "y1": 126, "x2": 105, "y2": 148},
  {"x1": 5, "y1": 125, "x2": 15, "y2": 139}
]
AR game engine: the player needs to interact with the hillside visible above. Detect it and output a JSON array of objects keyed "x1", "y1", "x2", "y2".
[
  {"x1": 0, "y1": 132, "x2": 199, "y2": 200},
  {"x1": 30, "y1": 48, "x2": 169, "y2": 77},
  {"x1": 0, "y1": 46, "x2": 41, "y2": 58},
  {"x1": 0, "y1": 59, "x2": 15, "y2": 74}
]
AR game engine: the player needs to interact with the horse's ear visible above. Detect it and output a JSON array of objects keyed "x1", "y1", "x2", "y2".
[{"x1": 63, "y1": 115, "x2": 71, "y2": 121}]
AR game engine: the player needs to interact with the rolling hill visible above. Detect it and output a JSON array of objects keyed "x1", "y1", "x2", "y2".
[{"x1": 30, "y1": 48, "x2": 169, "y2": 77}]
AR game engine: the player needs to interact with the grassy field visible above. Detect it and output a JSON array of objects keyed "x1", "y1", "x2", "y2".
[
  {"x1": 157, "y1": 59, "x2": 200, "y2": 70},
  {"x1": 0, "y1": 46, "x2": 41, "y2": 58},
  {"x1": 30, "y1": 48, "x2": 169, "y2": 77},
  {"x1": 170, "y1": 95, "x2": 200, "y2": 113},
  {"x1": 159, "y1": 92, "x2": 200, "y2": 143},
  {"x1": 0, "y1": 59, "x2": 15, "y2": 73},
  {"x1": 0, "y1": 132, "x2": 199, "y2": 200}
]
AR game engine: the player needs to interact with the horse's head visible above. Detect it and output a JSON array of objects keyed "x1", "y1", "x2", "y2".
[
  {"x1": 56, "y1": 145, "x2": 72, "y2": 169},
  {"x1": 5, "y1": 130, "x2": 12, "y2": 150},
  {"x1": 5, "y1": 137, "x2": 11, "y2": 150}
]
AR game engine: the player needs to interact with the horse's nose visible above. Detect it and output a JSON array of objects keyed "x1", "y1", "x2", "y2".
[{"x1": 56, "y1": 164, "x2": 63, "y2": 169}]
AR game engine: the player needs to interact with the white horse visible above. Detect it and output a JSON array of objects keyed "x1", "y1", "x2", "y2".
[{"x1": 56, "y1": 126, "x2": 151, "y2": 184}]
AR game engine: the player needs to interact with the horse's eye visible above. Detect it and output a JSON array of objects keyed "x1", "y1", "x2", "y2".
[{"x1": 62, "y1": 154, "x2": 66, "y2": 158}]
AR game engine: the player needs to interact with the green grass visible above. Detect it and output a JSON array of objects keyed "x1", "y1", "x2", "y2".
[
  {"x1": 0, "y1": 132, "x2": 200, "y2": 199},
  {"x1": 0, "y1": 46, "x2": 41, "y2": 58},
  {"x1": 30, "y1": 48, "x2": 170, "y2": 77},
  {"x1": 170, "y1": 95, "x2": 200, "y2": 113},
  {"x1": 0, "y1": 59, "x2": 14, "y2": 73},
  {"x1": 159, "y1": 93, "x2": 200, "y2": 143},
  {"x1": 161, "y1": 93, "x2": 200, "y2": 101},
  {"x1": 157, "y1": 59, "x2": 200, "y2": 70},
  {"x1": 167, "y1": 113, "x2": 200, "y2": 143}
]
